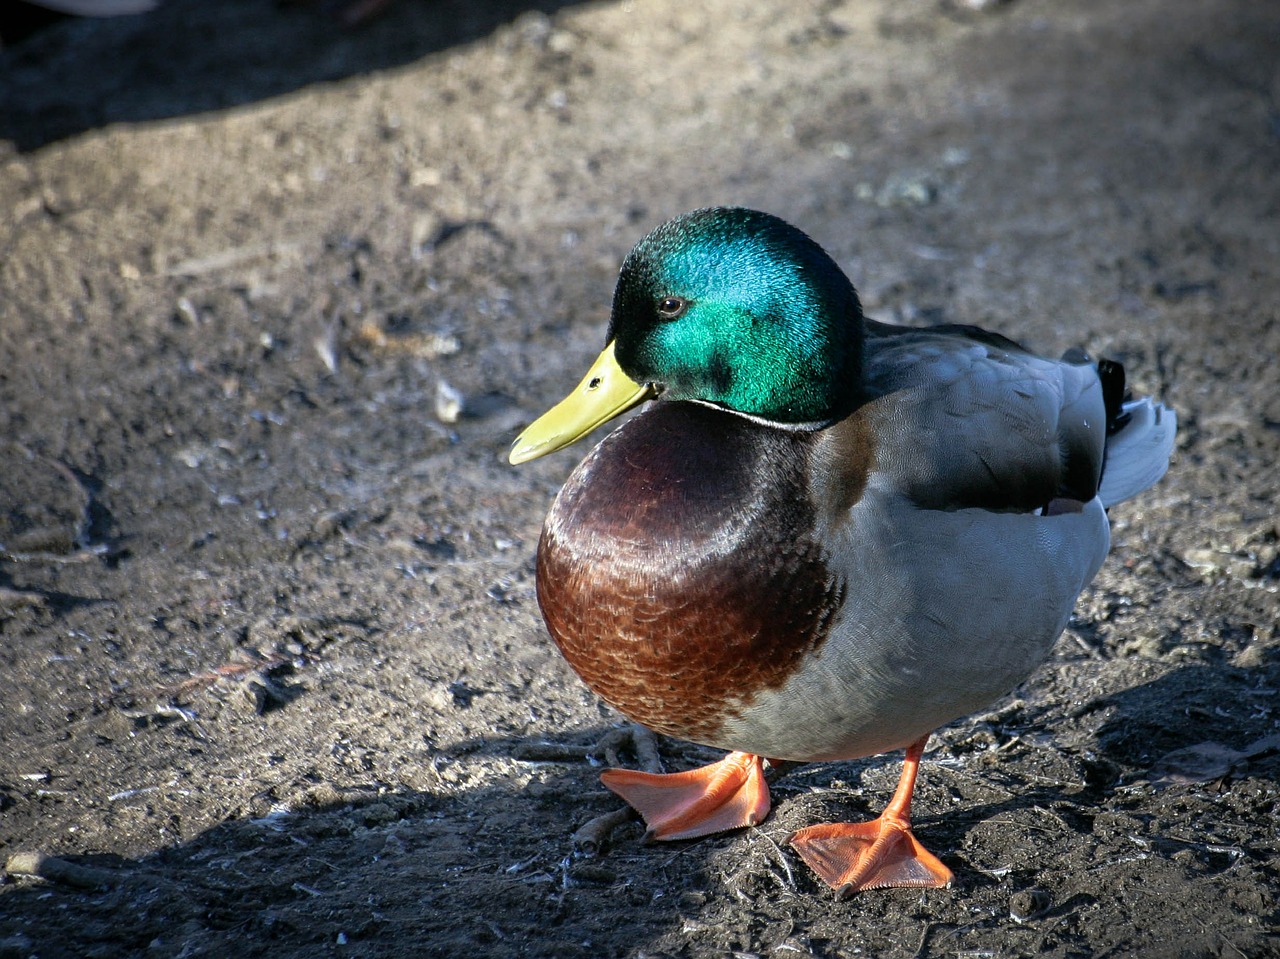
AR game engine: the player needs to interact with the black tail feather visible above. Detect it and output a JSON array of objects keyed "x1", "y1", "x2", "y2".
[{"x1": 1098, "y1": 358, "x2": 1129, "y2": 436}]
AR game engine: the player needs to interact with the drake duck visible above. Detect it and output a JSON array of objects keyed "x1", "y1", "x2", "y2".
[{"x1": 510, "y1": 207, "x2": 1176, "y2": 896}]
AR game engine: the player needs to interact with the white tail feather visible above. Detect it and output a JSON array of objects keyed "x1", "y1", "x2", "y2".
[{"x1": 1097, "y1": 398, "x2": 1177, "y2": 508}]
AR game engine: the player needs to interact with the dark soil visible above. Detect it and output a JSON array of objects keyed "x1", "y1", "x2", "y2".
[{"x1": 1, "y1": 1, "x2": 1278, "y2": 956}]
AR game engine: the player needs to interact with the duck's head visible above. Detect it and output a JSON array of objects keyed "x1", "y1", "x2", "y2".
[{"x1": 510, "y1": 207, "x2": 863, "y2": 464}]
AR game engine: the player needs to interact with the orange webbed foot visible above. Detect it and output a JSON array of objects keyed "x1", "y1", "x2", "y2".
[
  {"x1": 789, "y1": 734, "x2": 953, "y2": 896},
  {"x1": 789, "y1": 816, "x2": 953, "y2": 896},
  {"x1": 600, "y1": 751, "x2": 770, "y2": 840}
]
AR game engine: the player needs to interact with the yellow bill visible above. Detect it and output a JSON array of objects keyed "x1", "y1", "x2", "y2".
[{"x1": 509, "y1": 341, "x2": 656, "y2": 465}]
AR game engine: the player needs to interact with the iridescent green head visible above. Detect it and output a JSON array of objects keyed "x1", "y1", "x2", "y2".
[
  {"x1": 509, "y1": 208, "x2": 865, "y2": 464},
  {"x1": 609, "y1": 207, "x2": 864, "y2": 425}
]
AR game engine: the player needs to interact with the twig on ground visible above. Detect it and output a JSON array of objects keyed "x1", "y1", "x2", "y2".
[
  {"x1": 572, "y1": 807, "x2": 638, "y2": 855},
  {"x1": 0, "y1": 586, "x2": 46, "y2": 611},
  {"x1": 5, "y1": 851, "x2": 116, "y2": 890},
  {"x1": 593, "y1": 724, "x2": 664, "y2": 773},
  {"x1": 114, "y1": 649, "x2": 294, "y2": 717}
]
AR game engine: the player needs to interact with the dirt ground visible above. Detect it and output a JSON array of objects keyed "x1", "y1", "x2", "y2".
[{"x1": 1, "y1": 0, "x2": 1278, "y2": 956}]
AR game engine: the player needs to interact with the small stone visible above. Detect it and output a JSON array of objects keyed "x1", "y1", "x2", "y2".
[
  {"x1": 435, "y1": 379, "x2": 465, "y2": 424},
  {"x1": 175, "y1": 297, "x2": 200, "y2": 325},
  {"x1": 548, "y1": 30, "x2": 576, "y2": 54},
  {"x1": 409, "y1": 167, "x2": 442, "y2": 188},
  {"x1": 1009, "y1": 887, "x2": 1051, "y2": 922},
  {"x1": 359, "y1": 802, "x2": 397, "y2": 826}
]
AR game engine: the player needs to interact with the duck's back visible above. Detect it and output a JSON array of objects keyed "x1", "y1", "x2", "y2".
[{"x1": 857, "y1": 321, "x2": 1111, "y2": 513}]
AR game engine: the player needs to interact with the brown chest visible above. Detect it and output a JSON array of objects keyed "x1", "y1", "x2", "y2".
[{"x1": 533, "y1": 402, "x2": 844, "y2": 745}]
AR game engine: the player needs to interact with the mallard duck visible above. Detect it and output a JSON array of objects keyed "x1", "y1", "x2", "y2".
[{"x1": 510, "y1": 207, "x2": 1176, "y2": 896}]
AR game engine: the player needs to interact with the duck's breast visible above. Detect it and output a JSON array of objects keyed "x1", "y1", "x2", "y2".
[{"x1": 536, "y1": 400, "x2": 844, "y2": 745}]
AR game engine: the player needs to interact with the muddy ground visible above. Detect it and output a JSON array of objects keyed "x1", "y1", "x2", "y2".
[{"x1": 1, "y1": 0, "x2": 1278, "y2": 956}]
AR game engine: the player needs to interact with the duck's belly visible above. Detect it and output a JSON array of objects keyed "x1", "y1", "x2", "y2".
[{"x1": 710, "y1": 499, "x2": 1110, "y2": 761}]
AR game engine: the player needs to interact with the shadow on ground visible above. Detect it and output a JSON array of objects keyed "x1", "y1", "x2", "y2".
[
  {"x1": 0, "y1": 0, "x2": 578, "y2": 151},
  {"x1": 0, "y1": 725, "x2": 730, "y2": 959},
  {"x1": 3, "y1": 659, "x2": 1278, "y2": 958}
]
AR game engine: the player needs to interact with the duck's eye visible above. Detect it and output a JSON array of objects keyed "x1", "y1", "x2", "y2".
[{"x1": 656, "y1": 296, "x2": 688, "y2": 320}]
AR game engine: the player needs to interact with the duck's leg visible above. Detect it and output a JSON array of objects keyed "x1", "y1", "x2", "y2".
[
  {"x1": 788, "y1": 735, "x2": 953, "y2": 896},
  {"x1": 600, "y1": 751, "x2": 770, "y2": 840}
]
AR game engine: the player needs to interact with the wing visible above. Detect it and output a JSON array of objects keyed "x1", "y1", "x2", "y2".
[{"x1": 854, "y1": 322, "x2": 1108, "y2": 512}]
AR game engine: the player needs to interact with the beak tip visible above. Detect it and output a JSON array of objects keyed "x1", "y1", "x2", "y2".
[
  {"x1": 510, "y1": 429, "x2": 553, "y2": 465},
  {"x1": 508, "y1": 440, "x2": 534, "y2": 466}
]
